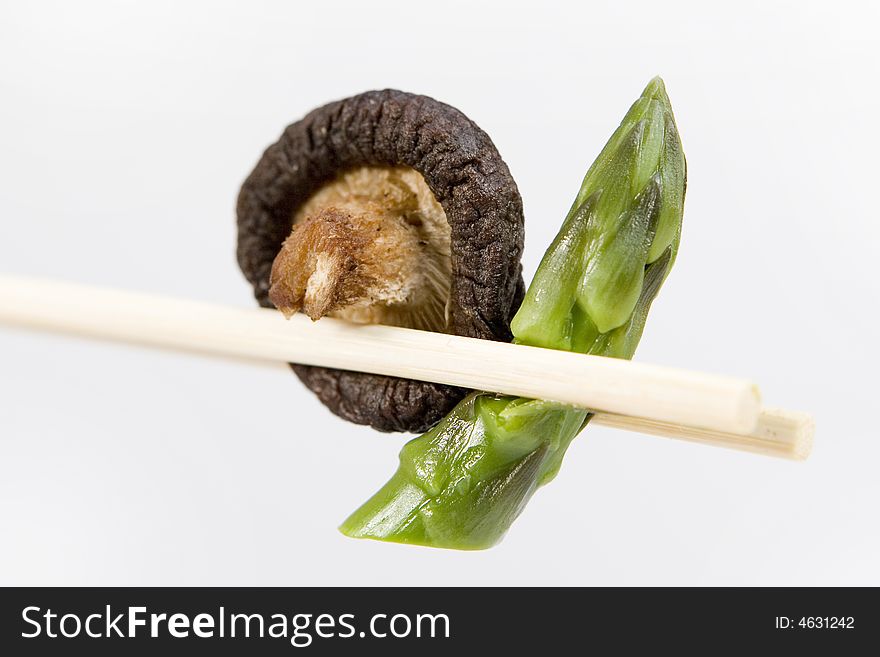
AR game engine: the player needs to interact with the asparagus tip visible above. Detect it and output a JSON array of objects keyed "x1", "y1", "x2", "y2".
[{"x1": 642, "y1": 75, "x2": 668, "y2": 102}]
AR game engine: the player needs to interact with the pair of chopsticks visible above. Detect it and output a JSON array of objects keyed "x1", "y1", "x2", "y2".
[{"x1": 0, "y1": 275, "x2": 814, "y2": 460}]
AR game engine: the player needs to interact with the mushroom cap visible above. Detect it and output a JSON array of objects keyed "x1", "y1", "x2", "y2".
[{"x1": 237, "y1": 89, "x2": 525, "y2": 432}]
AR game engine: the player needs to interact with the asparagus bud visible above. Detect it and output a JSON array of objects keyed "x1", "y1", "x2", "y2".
[
  {"x1": 341, "y1": 78, "x2": 687, "y2": 549},
  {"x1": 512, "y1": 76, "x2": 685, "y2": 345}
]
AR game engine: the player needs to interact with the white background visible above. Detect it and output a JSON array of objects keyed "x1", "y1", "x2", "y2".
[{"x1": 1, "y1": 0, "x2": 878, "y2": 586}]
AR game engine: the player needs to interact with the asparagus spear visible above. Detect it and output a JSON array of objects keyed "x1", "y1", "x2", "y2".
[{"x1": 340, "y1": 77, "x2": 686, "y2": 549}]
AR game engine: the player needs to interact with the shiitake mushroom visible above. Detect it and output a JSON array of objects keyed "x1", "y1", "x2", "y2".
[{"x1": 237, "y1": 90, "x2": 524, "y2": 432}]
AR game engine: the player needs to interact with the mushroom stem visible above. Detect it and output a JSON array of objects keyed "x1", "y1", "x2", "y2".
[
  {"x1": 269, "y1": 206, "x2": 372, "y2": 320},
  {"x1": 269, "y1": 201, "x2": 424, "y2": 322},
  {"x1": 267, "y1": 167, "x2": 455, "y2": 331}
]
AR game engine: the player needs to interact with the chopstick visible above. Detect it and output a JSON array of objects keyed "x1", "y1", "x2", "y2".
[
  {"x1": 590, "y1": 408, "x2": 813, "y2": 460},
  {"x1": 0, "y1": 275, "x2": 813, "y2": 459}
]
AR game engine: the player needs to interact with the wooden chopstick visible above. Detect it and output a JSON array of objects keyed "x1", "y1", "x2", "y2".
[
  {"x1": 591, "y1": 408, "x2": 813, "y2": 460},
  {"x1": 0, "y1": 275, "x2": 812, "y2": 459}
]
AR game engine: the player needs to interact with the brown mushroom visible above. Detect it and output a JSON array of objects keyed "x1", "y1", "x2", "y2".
[{"x1": 237, "y1": 90, "x2": 524, "y2": 432}]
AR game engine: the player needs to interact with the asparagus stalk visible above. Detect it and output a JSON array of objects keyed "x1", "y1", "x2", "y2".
[{"x1": 340, "y1": 77, "x2": 687, "y2": 549}]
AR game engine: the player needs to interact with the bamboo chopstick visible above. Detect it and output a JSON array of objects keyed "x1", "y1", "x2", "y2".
[
  {"x1": 0, "y1": 275, "x2": 812, "y2": 459},
  {"x1": 590, "y1": 407, "x2": 813, "y2": 460}
]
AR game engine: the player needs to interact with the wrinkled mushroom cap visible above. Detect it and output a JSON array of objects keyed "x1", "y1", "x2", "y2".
[{"x1": 237, "y1": 90, "x2": 524, "y2": 433}]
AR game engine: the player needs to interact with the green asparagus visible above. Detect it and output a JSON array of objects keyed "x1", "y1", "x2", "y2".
[{"x1": 340, "y1": 77, "x2": 686, "y2": 549}]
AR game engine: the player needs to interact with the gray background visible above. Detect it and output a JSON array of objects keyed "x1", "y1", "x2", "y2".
[{"x1": 1, "y1": 0, "x2": 877, "y2": 585}]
